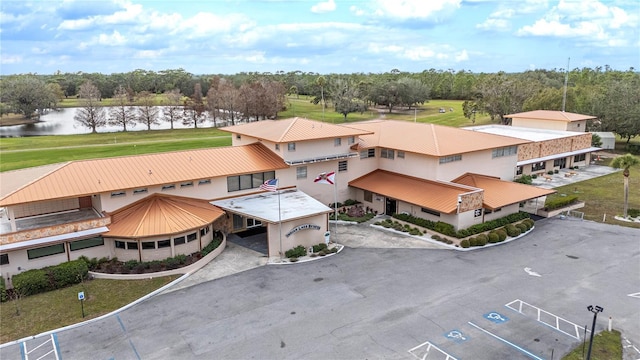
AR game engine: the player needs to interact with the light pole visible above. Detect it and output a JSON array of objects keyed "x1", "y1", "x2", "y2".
[{"x1": 586, "y1": 305, "x2": 603, "y2": 360}]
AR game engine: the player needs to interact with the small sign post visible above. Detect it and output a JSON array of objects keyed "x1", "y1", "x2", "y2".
[{"x1": 78, "y1": 291, "x2": 85, "y2": 318}]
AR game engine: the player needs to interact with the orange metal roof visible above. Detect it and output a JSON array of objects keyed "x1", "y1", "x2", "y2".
[
  {"x1": 219, "y1": 117, "x2": 373, "y2": 142},
  {"x1": 0, "y1": 143, "x2": 287, "y2": 206},
  {"x1": 452, "y1": 173, "x2": 555, "y2": 209},
  {"x1": 0, "y1": 163, "x2": 67, "y2": 198},
  {"x1": 349, "y1": 170, "x2": 479, "y2": 214},
  {"x1": 504, "y1": 110, "x2": 597, "y2": 122},
  {"x1": 105, "y1": 193, "x2": 225, "y2": 238},
  {"x1": 347, "y1": 120, "x2": 529, "y2": 156}
]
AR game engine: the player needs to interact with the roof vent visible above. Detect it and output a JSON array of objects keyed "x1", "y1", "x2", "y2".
[{"x1": 148, "y1": 170, "x2": 152, "y2": 175}]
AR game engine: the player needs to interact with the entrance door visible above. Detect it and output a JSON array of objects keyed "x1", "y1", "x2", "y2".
[
  {"x1": 557, "y1": 157, "x2": 567, "y2": 169},
  {"x1": 385, "y1": 198, "x2": 397, "y2": 215}
]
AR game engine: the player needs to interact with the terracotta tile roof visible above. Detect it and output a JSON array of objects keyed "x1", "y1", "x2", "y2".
[
  {"x1": 504, "y1": 110, "x2": 597, "y2": 122},
  {"x1": 105, "y1": 193, "x2": 224, "y2": 238},
  {"x1": 452, "y1": 173, "x2": 555, "y2": 209},
  {"x1": 348, "y1": 170, "x2": 479, "y2": 214},
  {"x1": 0, "y1": 143, "x2": 287, "y2": 206},
  {"x1": 347, "y1": 120, "x2": 529, "y2": 156},
  {"x1": 219, "y1": 117, "x2": 373, "y2": 142}
]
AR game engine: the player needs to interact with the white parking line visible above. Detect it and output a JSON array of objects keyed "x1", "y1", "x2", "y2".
[
  {"x1": 505, "y1": 299, "x2": 584, "y2": 340},
  {"x1": 468, "y1": 322, "x2": 544, "y2": 360},
  {"x1": 408, "y1": 340, "x2": 458, "y2": 360}
]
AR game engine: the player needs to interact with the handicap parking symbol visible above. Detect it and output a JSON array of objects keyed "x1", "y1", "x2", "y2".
[
  {"x1": 484, "y1": 312, "x2": 509, "y2": 324},
  {"x1": 445, "y1": 330, "x2": 469, "y2": 343}
]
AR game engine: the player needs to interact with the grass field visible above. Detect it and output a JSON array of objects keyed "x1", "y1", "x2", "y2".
[
  {"x1": 0, "y1": 276, "x2": 179, "y2": 344},
  {"x1": 561, "y1": 330, "x2": 622, "y2": 360}
]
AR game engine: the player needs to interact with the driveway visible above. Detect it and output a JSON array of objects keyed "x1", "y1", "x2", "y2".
[{"x1": 2, "y1": 218, "x2": 638, "y2": 360}]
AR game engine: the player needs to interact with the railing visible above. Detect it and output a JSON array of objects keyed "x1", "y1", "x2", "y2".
[
  {"x1": 285, "y1": 152, "x2": 358, "y2": 165},
  {"x1": 0, "y1": 216, "x2": 110, "y2": 245}
]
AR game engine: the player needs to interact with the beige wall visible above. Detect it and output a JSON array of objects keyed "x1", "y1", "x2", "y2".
[
  {"x1": 512, "y1": 119, "x2": 567, "y2": 131},
  {"x1": 266, "y1": 214, "x2": 328, "y2": 257},
  {"x1": 436, "y1": 150, "x2": 517, "y2": 181},
  {"x1": 11, "y1": 198, "x2": 79, "y2": 219}
]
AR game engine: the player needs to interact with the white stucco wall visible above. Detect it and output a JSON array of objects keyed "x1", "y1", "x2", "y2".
[{"x1": 267, "y1": 214, "x2": 328, "y2": 257}]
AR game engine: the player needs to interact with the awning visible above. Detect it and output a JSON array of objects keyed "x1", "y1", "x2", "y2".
[{"x1": 0, "y1": 226, "x2": 109, "y2": 252}]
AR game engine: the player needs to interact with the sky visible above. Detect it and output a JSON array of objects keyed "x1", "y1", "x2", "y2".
[{"x1": 1, "y1": 0, "x2": 638, "y2": 75}]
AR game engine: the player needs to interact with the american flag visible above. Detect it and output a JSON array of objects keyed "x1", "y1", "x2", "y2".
[{"x1": 260, "y1": 178, "x2": 278, "y2": 192}]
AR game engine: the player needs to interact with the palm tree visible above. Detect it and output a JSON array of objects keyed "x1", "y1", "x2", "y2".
[{"x1": 611, "y1": 153, "x2": 640, "y2": 218}]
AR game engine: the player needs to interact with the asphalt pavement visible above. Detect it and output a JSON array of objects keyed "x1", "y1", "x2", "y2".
[{"x1": 1, "y1": 218, "x2": 639, "y2": 360}]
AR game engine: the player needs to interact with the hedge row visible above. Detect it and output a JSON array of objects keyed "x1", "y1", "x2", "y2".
[
  {"x1": 544, "y1": 195, "x2": 579, "y2": 211},
  {"x1": 12, "y1": 259, "x2": 88, "y2": 297},
  {"x1": 392, "y1": 211, "x2": 531, "y2": 238},
  {"x1": 460, "y1": 219, "x2": 534, "y2": 248}
]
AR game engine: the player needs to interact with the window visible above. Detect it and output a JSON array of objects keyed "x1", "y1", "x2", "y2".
[
  {"x1": 275, "y1": 144, "x2": 280, "y2": 151},
  {"x1": 70, "y1": 237, "x2": 104, "y2": 251},
  {"x1": 338, "y1": 160, "x2": 348, "y2": 172},
  {"x1": 174, "y1": 236, "x2": 186, "y2": 245},
  {"x1": 439, "y1": 154, "x2": 462, "y2": 164},
  {"x1": 187, "y1": 232, "x2": 198, "y2": 242},
  {"x1": 142, "y1": 242, "x2": 155, "y2": 250},
  {"x1": 233, "y1": 214, "x2": 244, "y2": 230},
  {"x1": 296, "y1": 166, "x2": 307, "y2": 179},
  {"x1": 574, "y1": 153, "x2": 586, "y2": 162},
  {"x1": 127, "y1": 242, "x2": 138, "y2": 250},
  {"x1": 200, "y1": 226, "x2": 210, "y2": 237},
  {"x1": 27, "y1": 244, "x2": 65, "y2": 259},
  {"x1": 397, "y1": 151, "x2": 405, "y2": 159},
  {"x1": 115, "y1": 241, "x2": 126, "y2": 249},
  {"x1": 492, "y1": 146, "x2": 517, "y2": 158},
  {"x1": 360, "y1": 149, "x2": 375, "y2": 159},
  {"x1": 334, "y1": 138, "x2": 341, "y2": 146},
  {"x1": 133, "y1": 188, "x2": 148, "y2": 195},
  {"x1": 198, "y1": 179, "x2": 211, "y2": 185},
  {"x1": 288, "y1": 142, "x2": 296, "y2": 151},
  {"x1": 180, "y1": 181, "x2": 193, "y2": 188},
  {"x1": 162, "y1": 184, "x2": 176, "y2": 191},
  {"x1": 247, "y1": 218, "x2": 262, "y2": 227},
  {"x1": 364, "y1": 190, "x2": 373, "y2": 202},
  {"x1": 158, "y1": 240, "x2": 171, "y2": 248},
  {"x1": 348, "y1": 136, "x2": 355, "y2": 145},
  {"x1": 227, "y1": 171, "x2": 275, "y2": 192},
  {"x1": 532, "y1": 162, "x2": 546, "y2": 171},
  {"x1": 516, "y1": 166, "x2": 523, "y2": 175},
  {"x1": 111, "y1": 191, "x2": 126, "y2": 197},
  {"x1": 0, "y1": 254, "x2": 9, "y2": 265},
  {"x1": 421, "y1": 208, "x2": 440, "y2": 217},
  {"x1": 381, "y1": 148, "x2": 395, "y2": 159}
]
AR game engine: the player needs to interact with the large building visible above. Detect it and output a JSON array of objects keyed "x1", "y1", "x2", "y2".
[{"x1": 1, "y1": 118, "x2": 558, "y2": 278}]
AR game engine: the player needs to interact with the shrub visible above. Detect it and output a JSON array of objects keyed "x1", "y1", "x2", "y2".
[
  {"x1": 13, "y1": 269, "x2": 51, "y2": 297},
  {"x1": 469, "y1": 237, "x2": 478, "y2": 247},
  {"x1": 627, "y1": 143, "x2": 640, "y2": 155},
  {"x1": 409, "y1": 228, "x2": 422, "y2": 236},
  {"x1": 496, "y1": 229, "x2": 507, "y2": 241},
  {"x1": 478, "y1": 234, "x2": 490, "y2": 246},
  {"x1": 505, "y1": 225, "x2": 521, "y2": 237},
  {"x1": 544, "y1": 195, "x2": 579, "y2": 211},
  {"x1": 628, "y1": 208, "x2": 640, "y2": 218},
  {"x1": 460, "y1": 239, "x2": 470, "y2": 248},
  {"x1": 312, "y1": 243, "x2": 328, "y2": 253},
  {"x1": 201, "y1": 237, "x2": 223, "y2": 256},
  {"x1": 547, "y1": 170, "x2": 554, "y2": 175},
  {"x1": 514, "y1": 175, "x2": 532, "y2": 185},
  {"x1": 531, "y1": 174, "x2": 538, "y2": 179},
  {"x1": 50, "y1": 260, "x2": 88, "y2": 288},
  {"x1": 554, "y1": 169, "x2": 559, "y2": 174},
  {"x1": 515, "y1": 223, "x2": 528, "y2": 233},
  {"x1": 285, "y1": 245, "x2": 307, "y2": 259},
  {"x1": 0, "y1": 277, "x2": 6, "y2": 302},
  {"x1": 343, "y1": 199, "x2": 359, "y2": 206}
]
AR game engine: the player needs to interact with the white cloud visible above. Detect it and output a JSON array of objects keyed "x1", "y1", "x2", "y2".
[
  {"x1": 58, "y1": 1, "x2": 142, "y2": 30},
  {"x1": 476, "y1": 18, "x2": 511, "y2": 31},
  {"x1": 311, "y1": 0, "x2": 336, "y2": 14},
  {"x1": 97, "y1": 30, "x2": 127, "y2": 46},
  {"x1": 1, "y1": 55, "x2": 22, "y2": 64},
  {"x1": 353, "y1": 0, "x2": 462, "y2": 21},
  {"x1": 455, "y1": 49, "x2": 469, "y2": 62}
]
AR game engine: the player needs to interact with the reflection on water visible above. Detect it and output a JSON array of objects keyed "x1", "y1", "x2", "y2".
[{"x1": 0, "y1": 107, "x2": 224, "y2": 137}]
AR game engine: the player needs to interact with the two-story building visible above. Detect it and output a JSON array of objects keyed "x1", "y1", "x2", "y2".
[{"x1": 1, "y1": 117, "x2": 555, "y2": 278}]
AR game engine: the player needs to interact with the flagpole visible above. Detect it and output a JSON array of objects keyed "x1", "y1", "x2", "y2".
[
  {"x1": 278, "y1": 187, "x2": 283, "y2": 260},
  {"x1": 333, "y1": 171, "x2": 338, "y2": 243}
]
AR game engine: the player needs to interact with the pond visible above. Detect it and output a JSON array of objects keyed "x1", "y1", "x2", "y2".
[{"x1": 0, "y1": 107, "x2": 227, "y2": 137}]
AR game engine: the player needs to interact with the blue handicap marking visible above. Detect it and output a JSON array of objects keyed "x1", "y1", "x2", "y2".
[
  {"x1": 445, "y1": 329, "x2": 469, "y2": 343},
  {"x1": 484, "y1": 311, "x2": 509, "y2": 324}
]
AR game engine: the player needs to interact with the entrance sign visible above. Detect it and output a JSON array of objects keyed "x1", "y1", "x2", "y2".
[{"x1": 285, "y1": 224, "x2": 321, "y2": 237}]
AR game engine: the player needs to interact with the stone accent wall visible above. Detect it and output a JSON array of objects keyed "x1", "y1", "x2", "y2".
[
  {"x1": 0, "y1": 217, "x2": 111, "y2": 245},
  {"x1": 459, "y1": 191, "x2": 483, "y2": 213},
  {"x1": 518, "y1": 133, "x2": 593, "y2": 161}
]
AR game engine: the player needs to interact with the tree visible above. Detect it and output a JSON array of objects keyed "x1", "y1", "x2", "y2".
[
  {"x1": 206, "y1": 77, "x2": 222, "y2": 127},
  {"x1": 0, "y1": 76, "x2": 57, "y2": 118},
  {"x1": 331, "y1": 78, "x2": 367, "y2": 120},
  {"x1": 597, "y1": 76, "x2": 640, "y2": 143},
  {"x1": 472, "y1": 73, "x2": 540, "y2": 124},
  {"x1": 162, "y1": 89, "x2": 184, "y2": 129},
  {"x1": 183, "y1": 83, "x2": 206, "y2": 128},
  {"x1": 611, "y1": 154, "x2": 640, "y2": 218},
  {"x1": 316, "y1": 76, "x2": 327, "y2": 119},
  {"x1": 74, "y1": 81, "x2": 106, "y2": 133},
  {"x1": 108, "y1": 85, "x2": 136, "y2": 131},
  {"x1": 217, "y1": 79, "x2": 240, "y2": 126},
  {"x1": 136, "y1": 91, "x2": 160, "y2": 130}
]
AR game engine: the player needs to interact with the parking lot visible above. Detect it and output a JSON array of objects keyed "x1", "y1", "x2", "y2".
[{"x1": 1, "y1": 218, "x2": 638, "y2": 359}]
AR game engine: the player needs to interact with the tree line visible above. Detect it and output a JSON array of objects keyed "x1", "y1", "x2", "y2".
[{"x1": 0, "y1": 67, "x2": 638, "y2": 140}]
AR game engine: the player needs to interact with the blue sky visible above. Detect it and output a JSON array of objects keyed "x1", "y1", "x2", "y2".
[{"x1": 1, "y1": 0, "x2": 638, "y2": 75}]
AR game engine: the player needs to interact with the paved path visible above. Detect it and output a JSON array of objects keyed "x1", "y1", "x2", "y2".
[{"x1": 2, "y1": 218, "x2": 637, "y2": 360}]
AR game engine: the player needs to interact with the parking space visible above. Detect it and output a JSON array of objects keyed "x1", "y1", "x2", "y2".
[{"x1": 409, "y1": 300, "x2": 587, "y2": 360}]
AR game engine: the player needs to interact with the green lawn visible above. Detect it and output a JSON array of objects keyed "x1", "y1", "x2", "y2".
[
  {"x1": 0, "y1": 276, "x2": 179, "y2": 344},
  {"x1": 562, "y1": 330, "x2": 622, "y2": 360}
]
